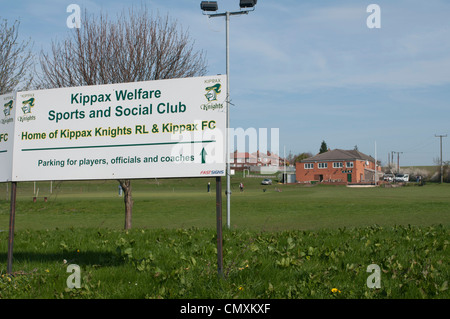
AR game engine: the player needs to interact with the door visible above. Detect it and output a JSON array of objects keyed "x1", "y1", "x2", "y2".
[{"x1": 347, "y1": 174, "x2": 352, "y2": 182}]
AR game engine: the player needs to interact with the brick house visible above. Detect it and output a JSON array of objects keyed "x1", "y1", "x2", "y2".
[
  {"x1": 230, "y1": 151, "x2": 256, "y2": 169},
  {"x1": 252, "y1": 150, "x2": 283, "y2": 166},
  {"x1": 295, "y1": 149, "x2": 381, "y2": 184}
]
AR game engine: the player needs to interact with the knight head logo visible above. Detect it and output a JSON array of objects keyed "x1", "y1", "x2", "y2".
[
  {"x1": 21, "y1": 98, "x2": 35, "y2": 114},
  {"x1": 205, "y1": 84, "x2": 221, "y2": 102},
  {"x1": 3, "y1": 100, "x2": 13, "y2": 117}
]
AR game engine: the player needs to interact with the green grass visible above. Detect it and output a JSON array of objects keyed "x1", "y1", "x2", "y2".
[
  {"x1": 0, "y1": 176, "x2": 449, "y2": 299},
  {"x1": 0, "y1": 226, "x2": 448, "y2": 299},
  {"x1": 0, "y1": 178, "x2": 449, "y2": 231}
]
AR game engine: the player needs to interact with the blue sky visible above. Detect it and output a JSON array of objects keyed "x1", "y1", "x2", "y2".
[{"x1": 2, "y1": 0, "x2": 449, "y2": 166}]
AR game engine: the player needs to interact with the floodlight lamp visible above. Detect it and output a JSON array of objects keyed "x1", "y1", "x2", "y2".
[
  {"x1": 200, "y1": 1, "x2": 218, "y2": 12},
  {"x1": 240, "y1": 0, "x2": 257, "y2": 8}
]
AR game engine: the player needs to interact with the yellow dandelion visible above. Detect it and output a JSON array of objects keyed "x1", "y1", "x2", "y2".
[
  {"x1": 331, "y1": 288, "x2": 341, "y2": 293},
  {"x1": 239, "y1": 264, "x2": 249, "y2": 271},
  {"x1": 239, "y1": 286, "x2": 244, "y2": 291},
  {"x1": 45, "y1": 269, "x2": 50, "y2": 273}
]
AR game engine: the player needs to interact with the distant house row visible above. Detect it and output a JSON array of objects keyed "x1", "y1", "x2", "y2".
[
  {"x1": 296, "y1": 149, "x2": 381, "y2": 183},
  {"x1": 230, "y1": 150, "x2": 285, "y2": 169}
]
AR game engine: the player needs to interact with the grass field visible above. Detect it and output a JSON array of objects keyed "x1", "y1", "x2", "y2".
[
  {"x1": 0, "y1": 175, "x2": 449, "y2": 299},
  {"x1": 1, "y1": 176, "x2": 449, "y2": 231}
]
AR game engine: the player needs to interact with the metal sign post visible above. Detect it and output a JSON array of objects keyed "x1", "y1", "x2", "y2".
[
  {"x1": 7, "y1": 182, "x2": 17, "y2": 274},
  {"x1": 216, "y1": 176, "x2": 223, "y2": 276}
]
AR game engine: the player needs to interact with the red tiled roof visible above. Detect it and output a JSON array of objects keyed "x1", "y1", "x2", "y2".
[{"x1": 301, "y1": 149, "x2": 375, "y2": 162}]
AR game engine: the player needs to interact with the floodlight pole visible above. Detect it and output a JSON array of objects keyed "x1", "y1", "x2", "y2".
[
  {"x1": 205, "y1": 10, "x2": 249, "y2": 229},
  {"x1": 226, "y1": 11, "x2": 231, "y2": 230}
]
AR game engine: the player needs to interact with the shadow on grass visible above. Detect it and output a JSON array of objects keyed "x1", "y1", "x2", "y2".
[{"x1": 0, "y1": 250, "x2": 126, "y2": 268}]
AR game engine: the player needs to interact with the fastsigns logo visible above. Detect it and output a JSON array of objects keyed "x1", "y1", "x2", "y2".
[{"x1": 200, "y1": 170, "x2": 224, "y2": 175}]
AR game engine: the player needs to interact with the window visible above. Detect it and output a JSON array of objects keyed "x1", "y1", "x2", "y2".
[
  {"x1": 318, "y1": 162, "x2": 328, "y2": 169},
  {"x1": 346, "y1": 162, "x2": 354, "y2": 168},
  {"x1": 304, "y1": 163, "x2": 314, "y2": 169},
  {"x1": 333, "y1": 162, "x2": 343, "y2": 168}
]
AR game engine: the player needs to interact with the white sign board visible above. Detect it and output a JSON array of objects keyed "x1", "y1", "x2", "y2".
[
  {"x1": 12, "y1": 75, "x2": 226, "y2": 181},
  {"x1": 0, "y1": 93, "x2": 15, "y2": 182}
]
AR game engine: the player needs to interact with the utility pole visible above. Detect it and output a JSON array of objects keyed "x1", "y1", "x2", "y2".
[
  {"x1": 435, "y1": 134, "x2": 447, "y2": 184},
  {"x1": 374, "y1": 141, "x2": 377, "y2": 185},
  {"x1": 392, "y1": 151, "x2": 403, "y2": 173},
  {"x1": 391, "y1": 151, "x2": 395, "y2": 171},
  {"x1": 284, "y1": 145, "x2": 286, "y2": 184}
]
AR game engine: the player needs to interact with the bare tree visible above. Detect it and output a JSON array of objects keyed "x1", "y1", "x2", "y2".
[
  {"x1": 294, "y1": 152, "x2": 313, "y2": 162},
  {"x1": 0, "y1": 19, "x2": 34, "y2": 94},
  {"x1": 39, "y1": 8, "x2": 208, "y2": 229}
]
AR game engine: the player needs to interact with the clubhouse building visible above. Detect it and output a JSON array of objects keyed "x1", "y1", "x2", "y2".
[{"x1": 295, "y1": 149, "x2": 382, "y2": 184}]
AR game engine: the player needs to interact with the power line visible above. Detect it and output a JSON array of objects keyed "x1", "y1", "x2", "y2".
[{"x1": 401, "y1": 136, "x2": 435, "y2": 154}]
